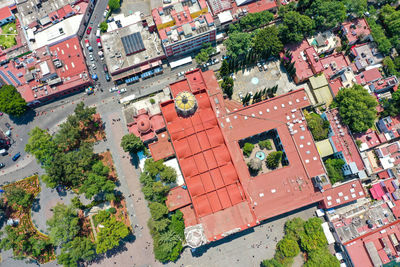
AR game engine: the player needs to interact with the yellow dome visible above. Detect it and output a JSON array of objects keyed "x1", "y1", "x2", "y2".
[{"x1": 175, "y1": 91, "x2": 197, "y2": 116}]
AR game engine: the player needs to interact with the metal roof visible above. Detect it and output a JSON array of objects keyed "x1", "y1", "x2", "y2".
[{"x1": 121, "y1": 32, "x2": 145, "y2": 56}]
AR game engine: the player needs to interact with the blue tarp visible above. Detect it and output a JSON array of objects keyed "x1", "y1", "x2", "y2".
[
  {"x1": 154, "y1": 67, "x2": 163, "y2": 73},
  {"x1": 92, "y1": 74, "x2": 98, "y2": 80}
]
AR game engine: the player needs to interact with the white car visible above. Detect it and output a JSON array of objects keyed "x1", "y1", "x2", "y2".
[
  {"x1": 118, "y1": 88, "x2": 127, "y2": 94},
  {"x1": 91, "y1": 63, "x2": 96, "y2": 70},
  {"x1": 103, "y1": 10, "x2": 108, "y2": 18},
  {"x1": 109, "y1": 87, "x2": 118, "y2": 93},
  {"x1": 89, "y1": 54, "x2": 94, "y2": 61},
  {"x1": 263, "y1": 64, "x2": 268, "y2": 71},
  {"x1": 190, "y1": 67, "x2": 194, "y2": 71},
  {"x1": 214, "y1": 58, "x2": 220, "y2": 64},
  {"x1": 177, "y1": 71, "x2": 184, "y2": 77},
  {"x1": 230, "y1": 73, "x2": 236, "y2": 80}
]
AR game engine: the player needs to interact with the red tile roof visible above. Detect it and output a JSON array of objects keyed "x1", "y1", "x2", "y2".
[
  {"x1": 166, "y1": 186, "x2": 192, "y2": 211},
  {"x1": 325, "y1": 109, "x2": 365, "y2": 171},
  {"x1": 128, "y1": 109, "x2": 165, "y2": 142},
  {"x1": 355, "y1": 68, "x2": 382, "y2": 85},
  {"x1": 328, "y1": 78, "x2": 343, "y2": 96},
  {"x1": 284, "y1": 40, "x2": 314, "y2": 84},
  {"x1": 0, "y1": 6, "x2": 13, "y2": 21},
  {"x1": 321, "y1": 179, "x2": 365, "y2": 209},
  {"x1": 345, "y1": 220, "x2": 400, "y2": 267},
  {"x1": 148, "y1": 132, "x2": 175, "y2": 161},
  {"x1": 341, "y1": 18, "x2": 371, "y2": 44},
  {"x1": 319, "y1": 53, "x2": 350, "y2": 79}
]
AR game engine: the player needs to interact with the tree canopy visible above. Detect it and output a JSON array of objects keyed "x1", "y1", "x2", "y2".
[
  {"x1": 4, "y1": 185, "x2": 33, "y2": 208},
  {"x1": 305, "y1": 0, "x2": 346, "y2": 30},
  {"x1": 0, "y1": 85, "x2": 27, "y2": 117},
  {"x1": 334, "y1": 84, "x2": 378, "y2": 133},
  {"x1": 224, "y1": 31, "x2": 252, "y2": 59},
  {"x1": 47, "y1": 203, "x2": 80, "y2": 246},
  {"x1": 120, "y1": 133, "x2": 144, "y2": 154},
  {"x1": 367, "y1": 18, "x2": 392, "y2": 55},
  {"x1": 252, "y1": 26, "x2": 283, "y2": 58},
  {"x1": 100, "y1": 21, "x2": 108, "y2": 32},
  {"x1": 266, "y1": 151, "x2": 283, "y2": 169},
  {"x1": 324, "y1": 158, "x2": 345, "y2": 184},
  {"x1": 279, "y1": 11, "x2": 314, "y2": 44},
  {"x1": 276, "y1": 238, "x2": 300, "y2": 258},
  {"x1": 229, "y1": 10, "x2": 274, "y2": 32},
  {"x1": 108, "y1": 0, "x2": 120, "y2": 11},
  {"x1": 221, "y1": 76, "x2": 234, "y2": 99},
  {"x1": 305, "y1": 111, "x2": 330, "y2": 141},
  {"x1": 195, "y1": 43, "x2": 216, "y2": 65},
  {"x1": 96, "y1": 215, "x2": 130, "y2": 254},
  {"x1": 57, "y1": 237, "x2": 96, "y2": 267},
  {"x1": 342, "y1": 0, "x2": 367, "y2": 17},
  {"x1": 25, "y1": 127, "x2": 58, "y2": 166}
]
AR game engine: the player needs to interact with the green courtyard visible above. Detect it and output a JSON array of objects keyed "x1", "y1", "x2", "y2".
[{"x1": 0, "y1": 22, "x2": 17, "y2": 49}]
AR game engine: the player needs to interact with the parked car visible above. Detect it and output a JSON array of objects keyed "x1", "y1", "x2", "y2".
[
  {"x1": 230, "y1": 73, "x2": 236, "y2": 80},
  {"x1": 12, "y1": 152, "x2": 20, "y2": 161},
  {"x1": 105, "y1": 72, "x2": 111, "y2": 81},
  {"x1": 109, "y1": 87, "x2": 118, "y2": 93},
  {"x1": 96, "y1": 38, "x2": 102, "y2": 48},
  {"x1": 88, "y1": 46, "x2": 93, "y2": 52},
  {"x1": 118, "y1": 88, "x2": 127, "y2": 94},
  {"x1": 263, "y1": 64, "x2": 268, "y2": 71},
  {"x1": 0, "y1": 163, "x2": 4, "y2": 168},
  {"x1": 238, "y1": 91, "x2": 244, "y2": 100},
  {"x1": 91, "y1": 63, "x2": 96, "y2": 70},
  {"x1": 85, "y1": 39, "x2": 90, "y2": 47},
  {"x1": 103, "y1": 10, "x2": 108, "y2": 18},
  {"x1": 0, "y1": 149, "x2": 7, "y2": 156},
  {"x1": 5, "y1": 122, "x2": 11, "y2": 129},
  {"x1": 86, "y1": 27, "x2": 92, "y2": 34},
  {"x1": 96, "y1": 29, "x2": 101, "y2": 38},
  {"x1": 103, "y1": 64, "x2": 108, "y2": 72},
  {"x1": 177, "y1": 72, "x2": 184, "y2": 77},
  {"x1": 89, "y1": 54, "x2": 94, "y2": 61},
  {"x1": 257, "y1": 62, "x2": 263, "y2": 71},
  {"x1": 214, "y1": 58, "x2": 220, "y2": 64}
]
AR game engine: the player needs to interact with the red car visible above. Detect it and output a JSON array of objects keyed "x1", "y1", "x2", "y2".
[{"x1": 86, "y1": 27, "x2": 92, "y2": 34}]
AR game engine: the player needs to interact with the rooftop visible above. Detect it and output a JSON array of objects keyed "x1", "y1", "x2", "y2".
[
  {"x1": 375, "y1": 142, "x2": 400, "y2": 170},
  {"x1": 16, "y1": 0, "x2": 76, "y2": 27},
  {"x1": 370, "y1": 178, "x2": 400, "y2": 218},
  {"x1": 284, "y1": 40, "x2": 315, "y2": 83},
  {"x1": 307, "y1": 31, "x2": 340, "y2": 54},
  {"x1": 5, "y1": 36, "x2": 90, "y2": 104},
  {"x1": 127, "y1": 109, "x2": 166, "y2": 143},
  {"x1": 148, "y1": 132, "x2": 175, "y2": 161},
  {"x1": 0, "y1": 6, "x2": 13, "y2": 21},
  {"x1": 321, "y1": 179, "x2": 365, "y2": 209},
  {"x1": 341, "y1": 18, "x2": 371, "y2": 44},
  {"x1": 101, "y1": 19, "x2": 164, "y2": 75},
  {"x1": 230, "y1": 0, "x2": 277, "y2": 16},
  {"x1": 355, "y1": 68, "x2": 383, "y2": 85},
  {"x1": 319, "y1": 53, "x2": 350, "y2": 79},
  {"x1": 325, "y1": 109, "x2": 365, "y2": 173},
  {"x1": 351, "y1": 43, "x2": 384, "y2": 71}
]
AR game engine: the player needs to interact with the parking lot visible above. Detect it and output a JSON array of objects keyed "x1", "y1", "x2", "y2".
[{"x1": 232, "y1": 59, "x2": 300, "y2": 102}]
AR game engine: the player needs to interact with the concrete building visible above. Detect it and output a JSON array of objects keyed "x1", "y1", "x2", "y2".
[
  {"x1": 341, "y1": 18, "x2": 372, "y2": 46},
  {"x1": 152, "y1": 0, "x2": 216, "y2": 57},
  {"x1": 0, "y1": 6, "x2": 15, "y2": 26},
  {"x1": 101, "y1": 15, "x2": 165, "y2": 84}
]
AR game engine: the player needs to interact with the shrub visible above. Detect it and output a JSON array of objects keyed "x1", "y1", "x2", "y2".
[
  {"x1": 243, "y1": 143, "x2": 254, "y2": 157},
  {"x1": 305, "y1": 111, "x2": 330, "y2": 141},
  {"x1": 259, "y1": 139, "x2": 272, "y2": 150},
  {"x1": 150, "y1": 98, "x2": 156, "y2": 105},
  {"x1": 266, "y1": 151, "x2": 283, "y2": 169},
  {"x1": 108, "y1": 207, "x2": 117, "y2": 214},
  {"x1": 276, "y1": 237, "x2": 300, "y2": 258}
]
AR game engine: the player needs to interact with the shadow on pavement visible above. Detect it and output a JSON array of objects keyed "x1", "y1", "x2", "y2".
[{"x1": 9, "y1": 109, "x2": 36, "y2": 125}]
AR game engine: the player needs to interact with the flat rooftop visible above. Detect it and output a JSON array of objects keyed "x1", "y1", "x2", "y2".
[
  {"x1": 16, "y1": 0, "x2": 76, "y2": 26},
  {"x1": 101, "y1": 20, "x2": 164, "y2": 75}
]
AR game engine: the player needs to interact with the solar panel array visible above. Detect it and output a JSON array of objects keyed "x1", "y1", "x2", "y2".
[
  {"x1": 0, "y1": 70, "x2": 14, "y2": 86},
  {"x1": 121, "y1": 32, "x2": 145, "y2": 56},
  {"x1": 7, "y1": 71, "x2": 21, "y2": 86}
]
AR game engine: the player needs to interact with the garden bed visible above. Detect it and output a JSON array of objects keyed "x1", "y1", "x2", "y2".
[{"x1": 3, "y1": 175, "x2": 56, "y2": 263}]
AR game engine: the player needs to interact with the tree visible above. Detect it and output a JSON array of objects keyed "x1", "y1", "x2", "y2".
[
  {"x1": 259, "y1": 139, "x2": 272, "y2": 150},
  {"x1": 108, "y1": 0, "x2": 120, "y2": 11},
  {"x1": 343, "y1": 0, "x2": 367, "y2": 17},
  {"x1": 4, "y1": 185, "x2": 33, "y2": 208},
  {"x1": 248, "y1": 158, "x2": 262, "y2": 172},
  {"x1": 159, "y1": 166, "x2": 177, "y2": 184},
  {"x1": 220, "y1": 59, "x2": 230, "y2": 77},
  {"x1": 121, "y1": 133, "x2": 144, "y2": 153},
  {"x1": 266, "y1": 151, "x2": 283, "y2": 169},
  {"x1": 285, "y1": 217, "x2": 305, "y2": 241},
  {"x1": 367, "y1": 18, "x2": 392, "y2": 55},
  {"x1": 224, "y1": 31, "x2": 252, "y2": 59},
  {"x1": 74, "y1": 102, "x2": 96, "y2": 127},
  {"x1": 149, "y1": 202, "x2": 169, "y2": 221},
  {"x1": 170, "y1": 210, "x2": 185, "y2": 239},
  {"x1": 243, "y1": 142, "x2": 254, "y2": 157},
  {"x1": 300, "y1": 217, "x2": 327, "y2": 253},
  {"x1": 305, "y1": 111, "x2": 330, "y2": 141},
  {"x1": 304, "y1": 248, "x2": 340, "y2": 267},
  {"x1": 0, "y1": 85, "x2": 27, "y2": 116},
  {"x1": 195, "y1": 50, "x2": 209, "y2": 65},
  {"x1": 276, "y1": 237, "x2": 300, "y2": 258},
  {"x1": 383, "y1": 56, "x2": 398, "y2": 76},
  {"x1": 57, "y1": 237, "x2": 96, "y2": 267},
  {"x1": 221, "y1": 76, "x2": 234, "y2": 99},
  {"x1": 236, "y1": 10, "x2": 274, "y2": 31},
  {"x1": 100, "y1": 21, "x2": 108, "y2": 32},
  {"x1": 262, "y1": 258, "x2": 284, "y2": 267},
  {"x1": 54, "y1": 119, "x2": 81, "y2": 150},
  {"x1": 25, "y1": 127, "x2": 58, "y2": 166},
  {"x1": 96, "y1": 215, "x2": 130, "y2": 254},
  {"x1": 279, "y1": 11, "x2": 314, "y2": 44},
  {"x1": 79, "y1": 172, "x2": 116, "y2": 200},
  {"x1": 253, "y1": 26, "x2": 283, "y2": 58},
  {"x1": 47, "y1": 204, "x2": 80, "y2": 246},
  {"x1": 305, "y1": 0, "x2": 346, "y2": 30},
  {"x1": 334, "y1": 84, "x2": 378, "y2": 133},
  {"x1": 324, "y1": 158, "x2": 345, "y2": 184}
]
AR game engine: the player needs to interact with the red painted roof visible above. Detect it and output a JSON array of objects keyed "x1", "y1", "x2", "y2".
[
  {"x1": 319, "y1": 53, "x2": 350, "y2": 79},
  {"x1": 128, "y1": 110, "x2": 165, "y2": 142},
  {"x1": 328, "y1": 78, "x2": 343, "y2": 96},
  {"x1": 284, "y1": 40, "x2": 314, "y2": 83},
  {"x1": 346, "y1": 221, "x2": 400, "y2": 267},
  {"x1": 321, "y1": 179, "x2": 365, "y2": 209},
  {"x1": 305, "y1": 46, "x2": 323, "y2": 74},
  {"x1": 166, "y1": 186, "x2": 192, "y2": 211},
  {"x1": 325, "y1": 109, "x2": 365, "y2": 171},
  {"x1": 353, "y1": 129, "x2": 385, "y2": 150},
  {"x1": 148, "y1": 132, "x2": 175, "y2": 161},
  {"x1": 0, "y1": 7, "x2": 13, "y2": 21},
  {"x1": 341, "y1": 18, "x2": 371, "y2": 44},
  {"x1": 231, "y1": 0, "x2": 277, "y2": 15},
  {"x1": 355, "y1": 68, "x2": 382, "y2": 85}
]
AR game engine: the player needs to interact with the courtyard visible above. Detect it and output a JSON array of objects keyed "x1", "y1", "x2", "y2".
[
  {"x1": 0, "y1": 22, "x2": 17, "y2": 49},
  {"x1": 232, "y1": 59, "x2": 298, "y2": 102}
]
